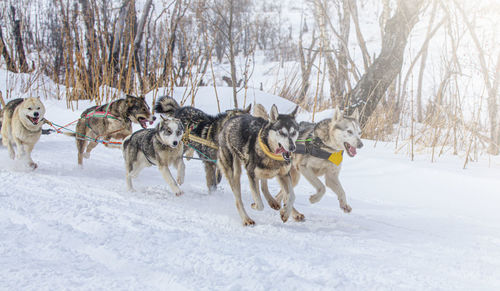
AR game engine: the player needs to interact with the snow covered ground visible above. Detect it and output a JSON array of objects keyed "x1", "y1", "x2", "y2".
[{"x1": 1, "y1": 91, "x2": 500, "y2": 290}]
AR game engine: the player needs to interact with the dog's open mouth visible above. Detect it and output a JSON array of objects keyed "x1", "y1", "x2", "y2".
[
  {"x1": 276, "y1": 143, "x2": 291, "y2": 161},
  {"x1": 344, "y1": 142, "x2": 357, "y2": 157},
  {"x1": 138, "y1": 117, "x2": 150, "y2": 129},
  {"x1": 27, "y1": 116, "x2": 40, "y2": 125}
]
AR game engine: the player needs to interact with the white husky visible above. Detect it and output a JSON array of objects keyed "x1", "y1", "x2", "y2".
[{"x1": 1, "y1": 97, "x2": 46, "y2": 169}]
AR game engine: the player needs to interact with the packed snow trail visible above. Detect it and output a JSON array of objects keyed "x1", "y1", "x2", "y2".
[
  {"x1": 1, "y1": 129, "x2": 500, "y2": 290},
  {"x1": 1, "y1": 95, "x2": 500, "y2": 290}
]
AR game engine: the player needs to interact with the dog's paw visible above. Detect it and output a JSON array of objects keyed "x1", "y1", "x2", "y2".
[
  {"x1": 175, "y1": 190, "x2": 184, "y2": 197},
  {"x1": 309, "y1": 194, "x2": 322, "y2": 204},
  {"x1": 293, "y1": 211, "x2": 305, "y2": 222},
  {"x1": 280, "y1": 208, "x2": 290, "y2": 223},
  {"x1": 242, "y1": 218, "x2": 255, "y2": 226},
  {"x1": 127, "y1": 187, "x2": 137, "y2": 192},
  {"x1": 29, "y1": 162, "x2": 38, "y2": 170},
  {"x1": 251, "y1": 202, "x2": 264, "y2": 211},
  {"x1": 9, "y1": 152, "x2": 15, "y2": 160},
  {"x1": 268, "y1": 199, "x2": 281, "y2": 211},
  {"x1": 340, "y1": 203, "x2": 352, "y2": 213},
  {"x1": 83, "y1": 152, "x2": 90, "y2": 159}
]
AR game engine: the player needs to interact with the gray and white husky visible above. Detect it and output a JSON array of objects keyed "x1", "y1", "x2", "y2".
[
  {"x1": 217, "y1": 104, "x2": 299, "y2": 226},
  {"x1": 274, "y1": 106, "x2": 364, "y2": 218},
  {"x1": 155, "y1": 96, "x2": 251, "y2": 192},
  {"x1": 122, "y1": 116, "x2": 185, "y2": 196}
]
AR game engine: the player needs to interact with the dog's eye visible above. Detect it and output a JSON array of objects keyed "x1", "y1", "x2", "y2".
[
  {"x1": 176, "y1": 130, "x2": 182, "y2": 136},
  {"x1": 347, "y1": 130, "x2": 353, "y2": 135},
  {"x1": 28, "y1": 107, "x2": 32, "y2": 110},
  {"x1": 37, "y1": 107, "x2": 40, "y2": 110},
  {"x1": 166, "y1": 129, "x2": 172, "y2": 135}
]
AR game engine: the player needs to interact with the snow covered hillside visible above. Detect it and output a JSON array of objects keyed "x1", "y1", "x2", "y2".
[{"x1": 1, "y1": 91, "x2": 500, "y2": 290}]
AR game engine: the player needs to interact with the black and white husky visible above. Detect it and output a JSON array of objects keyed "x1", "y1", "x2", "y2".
[
  {"x1": 122, "y1": 116, "x2": 185, "y2": 196},
  {"x1": 217, "y1": 104, "x2": 299, "y2": 226}
]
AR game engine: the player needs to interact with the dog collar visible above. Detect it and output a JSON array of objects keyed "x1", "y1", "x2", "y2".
[{"x1": 258, "y1": 129, "x2": 285, "y2": 161}]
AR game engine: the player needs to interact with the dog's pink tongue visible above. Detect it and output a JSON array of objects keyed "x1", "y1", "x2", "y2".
[
  {"x1": 349, "y1": 146, "x2": 357, "y2": 156},
  {"x1": 149, "y1": 120, "x2": 154, "y2": 125},
  {"x1": 275, "y1": 147, "x2": 286, "y2": 154}
]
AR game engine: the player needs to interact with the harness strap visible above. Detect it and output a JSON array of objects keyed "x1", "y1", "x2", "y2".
[
  {"x1": 181, "y1": 124, "x2": 218, "y2": 150},
  {"x1": 295, "y1": 140, "x2": 343, "y2": 166},
  {"x1": 258, "y1": 129, "x2": 285, "y2": 161}
]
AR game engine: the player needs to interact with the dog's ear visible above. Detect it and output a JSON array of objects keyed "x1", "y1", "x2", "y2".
[
  {"x1": 270, "y1": 104, "x2": 279, "y2": 121},
  {"x1": 351, "y1": 108, "x2": 360, "y2": 121},
  {"x1": 243, "y1": 104, "x2": 252, "y2": 114},
  {"x1": 331, "y1": 106, "x2": 342, "y2": 123},
  {"x1": 253, "y1": 103, "x2": 269, "y2": 119},
  {"x1": 289, "y1": 105, "x2": 299, "y2": 118}
]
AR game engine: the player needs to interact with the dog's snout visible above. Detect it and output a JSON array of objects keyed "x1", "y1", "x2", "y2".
[
  {"x1": 289, "y1": 143, "x2": 296, "y2": 152},
  {"x1": 173, "y1": 141, "x2": 178, "y2": 146},
  {"x1": 357, "y1": 140, "x2": 364, "y2": 149},
  {"x1": 152, "y1": 116, "x2": 157, "y2": 121},
  {"x1": 34, "y1": 112, "x2": 39, "y2": 117}
]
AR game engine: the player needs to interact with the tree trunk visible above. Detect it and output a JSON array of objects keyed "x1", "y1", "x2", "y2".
[
  {"x1": 0, "y1": 26, "x2": 17, "y2": 73},
  {"x1": 345, "y1": 0, "x2": 424, "y2": 126},
  {"x1": 109, "y1": 0, "x2": 131, "y2": 78},
  {"x1": 10, "y1": 6, "x2": 29, "y2": 73},
  {"x1": 228, "y1": 0, "x2": 238, "y2": 108},
  {"x1": 416, "y1": 0, "x2": 438, "y2": 123},
  {"x1": 133, "y1": 0, "x2": 153, "y2": 91}
]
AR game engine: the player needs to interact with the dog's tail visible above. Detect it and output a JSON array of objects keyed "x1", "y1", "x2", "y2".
[{"x1": 155, "y1": 96, "x2": 179, "y2": 116}]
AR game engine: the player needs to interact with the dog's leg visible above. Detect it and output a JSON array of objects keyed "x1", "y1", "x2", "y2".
[
  {"x1": 84, "y1": 141, "x2": 99, "y2": 159},
  {"x1": 300, "y1": 167, "x2": 326, "y2": 204},
  {"x1": 203, "y1": 161, "x2": 217, "y2": 192},
  {"x1": 184, "y1": 146, "x2": 195, "y2": 161},
  {"x1": 159, "y1": 165, "x2": 183, "y2": 196},
  {"x1": 13, "y1": 138, "x2": 25, "y2": 160},
  {"x1": 247, "y1": 172, "x2": 264, "y2": 211},
  {"x1": 325, "y1": 170, "x2": 352, "y2": 213},
  {"x1": 125, "y1": 159, "x2": 136, "y2": 192},
  {"x1": 75, "y1": 120, "x2": 87, "y2": 165},
  {"x1": 260, "y1": 180, "x2": 280, "y2": 210},
  {"x1": 23, "y1": 142, "x2": 37, "y2": 169},
  {"x1": 275, "y1": 166, "x2": 300, "y2": 205},
  {"x1": 276, "y1": 174, "x2": 295, "y2": 223},
  {"x1": 176, "y1": 157, "x2": 185, "y2": 185},
  {"x1": 218, "y1": 149, "x2": 254, "y2": 226},
  {"x1": 5, "y1": 138, "x2": 15, "y2": 160}
]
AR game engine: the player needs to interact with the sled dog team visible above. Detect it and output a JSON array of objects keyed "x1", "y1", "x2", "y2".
[{"x1": 0, "y1": 95, "x2": 363, "y2": 226}]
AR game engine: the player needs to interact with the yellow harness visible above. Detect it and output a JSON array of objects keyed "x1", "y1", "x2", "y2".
[{"x1": 258, "y1": 130, "x2": 285, "y2": 161}]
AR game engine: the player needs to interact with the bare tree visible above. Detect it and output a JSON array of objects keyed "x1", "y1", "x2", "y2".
[
  {"x1": 345, "y1": 0, "x2": 425, "y2": 126},
  {"x1": 0, "y1": 26, "x2": 17, "y2": 72},
  {"x1": 453, "y1": 0, "x2": 500, "y2": 155}
]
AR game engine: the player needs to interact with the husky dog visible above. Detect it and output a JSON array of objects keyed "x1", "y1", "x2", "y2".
[
  {"x1": 122, "y1": 116, "x2": 185, "y2": 195},
  {"x1": 74, "y1": 94, "x2": 155, "y2": 166},
  {"x1": 273, "y1": 106, "x2": 363, "y2": 217},
  {"x1": 217, "y1": 104, "x2": 299, "y2": 226},
  {"x1": 155, "y1": 96, "x2": 251, "y2": 192},
  {"x1": 1, "y1": 97, "x2": 46, "y2": 169}
]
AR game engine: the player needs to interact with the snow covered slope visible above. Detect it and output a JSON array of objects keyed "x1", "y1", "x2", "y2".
[{"x1": 1, "y1": 92, "x2": 500, "y2": 290}]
